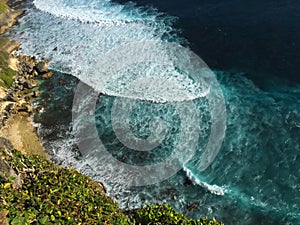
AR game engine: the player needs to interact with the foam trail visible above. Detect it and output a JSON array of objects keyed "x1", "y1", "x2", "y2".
[
  {"x1": 14, "y1": 0, "x2": 212, "y2": 103},
  {"x1": 33, "y1": 0, "x2": 144, "y2": 25},
  {"x1": 183, "y1": 165, "x2": 225, "y2": 196}
]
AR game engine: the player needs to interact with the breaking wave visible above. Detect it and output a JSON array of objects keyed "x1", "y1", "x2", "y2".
[
  {"x1": 11, "y1": 0, "x2": 214, "y2": 102},
  {"x1": 183, "y1": 165, "x2": 225, "y2": 196}
]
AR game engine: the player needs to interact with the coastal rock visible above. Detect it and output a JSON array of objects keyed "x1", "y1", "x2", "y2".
[
  {"x1": 17, "y1": 76, "x2": 26, "y2": 85},
  {"x1": 14, "y1": 84, "x2": 23, "y2": 91},
  {"x1": 186, "y1": 202, "x2": 199, "y2": 212},
  {"x1": 0, "y1": 54, "x2": 52, "y2": 127},
  {"x1": 23, "y1": 79, "x2": 38, "y2": 89},
  {"x1": 91, "y1": 181, "x2": 107, "y2": 194},
  {"x1": 0, "y1": 38, "x2": 20, "y2": 54},
  {"x1": 0, "y1": 210, "x2": 8, "y2": 225},
  {"x1": 0, "y1": 138, "x2": 16, "y2": 177},
  {"x1": 32, "y1": 70, "x2": 38, "y2": 77},
  {"x1": 24, "y1": 95, "x2": 32, "y2": 102},
  {"x1": 0, "y1": 6, "x2": 24, "y2": 35},
  {"x1": 17, "y1": 103, "x2": 32, "y2": 113},
  {"x1": 59, "y1": 80, "x2": 66, "y2": 85},
  {"x1": 21, "y1": 55, "x2": 35, "y2": 71},
  {"x1": 35, "y1": 61, "x2": 49, "y2": 73},
  {"x1": 42, "y1": 71, "x2": 53, "y2": 79},
  {"x1": 32, "y1": 90, "x2": 40, "y2": 97},
  {"x1": 0, "y1": 153, "x2": 13, "y2": 179},
  {"x1": 4, "y1": 103, "x2": 14, "y2": 112},
  {"x1": 22, "y1": 88, "x2": 32, "y2": 95},
  {"x1": 0, "y1": 138, "x2": 23, "y2": 189},
  {"x1": 5, "y1": 92, "x2": 18, "y2": 102}
]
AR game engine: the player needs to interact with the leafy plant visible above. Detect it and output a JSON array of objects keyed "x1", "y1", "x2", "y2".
[
  {"x1": 0, "y1": 148, "x2": 224, "y2": 224},
  {"x1": 0, "y1": 148, "x2": 132, "y2": 224},
  {"x1": 133, "y1": 203, "x2": 223, "y2": 225}
]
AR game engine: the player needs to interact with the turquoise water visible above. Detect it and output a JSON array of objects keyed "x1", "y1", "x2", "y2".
[{"x1": 8, "y1": 0, "x2": 300, "y2": 224}]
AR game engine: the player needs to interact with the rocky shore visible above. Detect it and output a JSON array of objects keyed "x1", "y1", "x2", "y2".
[
  {"x1": 0, "y1": 55, "x2": 52, "y2": 125},
  {"x1": 0, "y1": 2, "x2": 226, "y2": 224},
  {"x1": 0, "y1": 55, "x2": 52, "y2": 158},
  {"x1": 0, "y1": 0, "x2": 50, "y2": 158}
]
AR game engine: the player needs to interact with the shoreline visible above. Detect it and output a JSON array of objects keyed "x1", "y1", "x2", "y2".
[
  {"x1": 0, "y1": 2, "x2": 226, "y2": 224},
  {"x1": 0, "y1": 0, "x2": 50, "y2": 159}
]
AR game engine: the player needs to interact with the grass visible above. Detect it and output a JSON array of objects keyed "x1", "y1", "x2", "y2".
[
  {"x1": 0, "y1": 51, "x2": 16, "y2": 88},
  {"x1": 0, "y1": 148, "x2": 224, "y2": 224},
  {"x1": 0, "y1": 3, "x2": 16, "y2": 88},
  {"x1": 0, "y1": 2, "x2": 7, "y2": 14}
]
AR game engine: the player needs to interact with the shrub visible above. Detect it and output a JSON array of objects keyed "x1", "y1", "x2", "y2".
[
  {"x1": 0, "y1": 148, "x2": 224, "y2": 224},
  {"x1": 133, "y1": 203, "x2": 223, "y2": 225},
  {"x1": 0, "y1": 148, "x2": 132, "y2": 224}
]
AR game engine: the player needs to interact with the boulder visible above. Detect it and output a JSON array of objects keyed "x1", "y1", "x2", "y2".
[
  {"x1": 59, "y1": 80, "x2": 66, "y2": 85},
  {"x1": 22, "y1": 88, "x2": 32, "y2": 95},
  {"x1": 42, "y1": 71, "x2": 53, "y2": 79},
  {"x1": 17, "y1": 105, "x2": 32, "y2": 113},
  {"x1": 17, "y1": 85, "x2": 24, "y2": 91},
  {"x1": 24, "y1": 95, "x2": 32, "y2": 102},
  {"x1": 0, "y1": 138, "x2": 23, "y2": 189},
  {"x1": 5, "y1": 92, "x2": 18, "y2": 102},
  {"x1": 32, "y1": 70, "x2": 38, "y2": 77},
  {"x1": 0, "y1": 140, "x2": 17, "y2": 179},
  {"x1": 23, "y1": 79, "x2": 38, "y2": 89},
  {"x1": 17, "y1": 77, "x2": 26, "y2": 85},
  {"x1": 186, "y1": 202, "x2": 199, "y2": 212},
  {"x1": 35, "y1": 61, "x2": 49, "y2": 73},
  {"x1": 4, "y1": 103, "x2": 14, "y2": 112},
  {"x1": 32, "y1": 90, "x2": 40, "y2": 97}
]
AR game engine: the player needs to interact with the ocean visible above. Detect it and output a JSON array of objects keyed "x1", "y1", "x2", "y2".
[{"x1": 7, "y1": 0, "x2": 300, "y2": 224}]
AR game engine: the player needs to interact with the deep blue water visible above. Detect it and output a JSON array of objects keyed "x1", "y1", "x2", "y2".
[
  {"x1": 115, "y1": 0, "x2": 300, "y2": 86},
  {"x1": 7, "y1": 0, "x2": 300, "y2": 224}
]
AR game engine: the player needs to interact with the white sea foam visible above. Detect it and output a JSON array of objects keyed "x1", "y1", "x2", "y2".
[
  {"x1": 33, "y1": 0, "x2": 143, "y2": 25},
  {"x1": 11, "y1": 0, "x2": 213, "y2": 102},
  {"x1": 183, "y1": 165, "x2": 225, "y2": 196}
]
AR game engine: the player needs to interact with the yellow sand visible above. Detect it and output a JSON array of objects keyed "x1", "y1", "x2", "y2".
[{"x1": 0, "y1": 114, "x2": 49, "y2": 159}]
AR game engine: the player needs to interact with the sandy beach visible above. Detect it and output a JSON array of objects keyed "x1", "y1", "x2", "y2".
[{"x1": 0, "y1": 113, "x2": 49, "y2": 159}]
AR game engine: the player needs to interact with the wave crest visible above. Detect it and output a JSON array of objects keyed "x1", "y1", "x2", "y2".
[
  {"x1": 33, "y1": 0, "x2": 170, "y2": 26},
  {"x1": 183, "y1": 166, "x2": 225, "y2": 196}
]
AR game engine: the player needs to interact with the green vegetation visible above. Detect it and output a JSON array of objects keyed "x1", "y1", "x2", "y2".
[
  {"x1": 0, "y1": 37, "x2": 16, "y2": 88},
  {"x1": 0, "y1": 50, "x2": 15, "y2": 88},
  {"x1": 0, "y1": 148, "x2": 132, "y2": 224},
  {"x1": 0, "y1": 3, "x2": 17, "y2": 88},
  {"x1": 0, "y1": 2, "x2": 7, "y2": 14},
  {"x1": 0, "y1": 148, "x2": 223, "y2": 224},
  {"x1": 133, "y1": 203, "x2": 223, "y2": 225}
]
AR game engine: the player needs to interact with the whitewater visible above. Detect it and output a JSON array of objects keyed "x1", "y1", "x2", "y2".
[
  {"x1": 9, "y1": 0, "x2": 300, "y2": 224},
  {"x1": 17, "y1": 0, "x2": 216, "y2": 103},
  {"x1": 13, "y1": 0, "x2": 226, "y2": 191}
]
